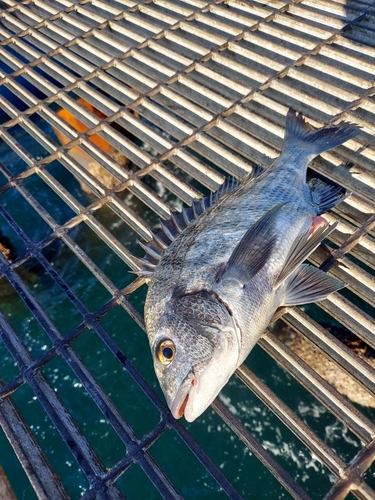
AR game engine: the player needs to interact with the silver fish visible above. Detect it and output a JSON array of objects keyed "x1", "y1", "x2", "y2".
[{"x1": 136, "y1": 109, "x2": 360, "y2": 422}]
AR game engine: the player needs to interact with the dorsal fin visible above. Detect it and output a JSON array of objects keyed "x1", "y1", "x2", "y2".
[
  {"x1": 135, "y1": 168, "x2": 264, "y2": 277},
  {"x1": 135, "y1": 174, "x2": 253, "y2": 277}
]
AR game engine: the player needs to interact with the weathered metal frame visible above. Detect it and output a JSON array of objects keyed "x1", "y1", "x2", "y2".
[{"x1": 0, "y1": 0, "x2": 374, "y2": 499}]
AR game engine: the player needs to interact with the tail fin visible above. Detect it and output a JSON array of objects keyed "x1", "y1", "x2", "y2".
[{"x1": 284, "y1": 109, "x2": 360, "y2": 157}]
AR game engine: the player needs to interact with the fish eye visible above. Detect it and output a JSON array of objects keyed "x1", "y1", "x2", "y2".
[{"x1": 156, "y1": 339, "x2": 176, "y2": 365}]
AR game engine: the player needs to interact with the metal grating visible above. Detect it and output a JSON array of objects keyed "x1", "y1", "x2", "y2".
[{"x1": 0, "y1": 0, "x2": 374, "y2": 498}]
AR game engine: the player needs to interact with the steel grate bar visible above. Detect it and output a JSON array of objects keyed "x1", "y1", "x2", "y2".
[
  {"x1": 1, "y1": 0, "x2": 268, "y2": 181},
  {"x1": 0, "y1": 203, "x2": 242, "y2": 500},
  {"x1": 319, "y1": 294, "x2": 375, "y2": 350},
  {"x1": 1, "y1": 0, "x2": 374, "y2": 211},
  {"x1": 0, "y1": 381, "x2": 69, "y2": 500},
  {"x1": 235, "y1": 365, "x2": 347, "y2": 477},
  {"x1": 324, "y1": 439, "x2": 375, "y2": 500},
  {"x1": 310, "y1": 242, "x2": 375, "y2": 309},
  {"x1": 283, "y1": 308, "x2": 375, "y2": 399},
  {"x1": 212, "y1": 399, "x2": 312, "y2": 500},
  {"x1": 260, "y1": 332, "x2": 375, "y2": 443},
  {"x1": 0, "y1": 310, "x2": 125, "y2": 499},
  {"x1": 321, "y1": 213, "x2": 375, "y2": 270}
]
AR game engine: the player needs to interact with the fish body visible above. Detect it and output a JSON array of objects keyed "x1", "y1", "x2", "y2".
[{"x1": 139, "y1": 110, "x2": 360, "y2": 422}]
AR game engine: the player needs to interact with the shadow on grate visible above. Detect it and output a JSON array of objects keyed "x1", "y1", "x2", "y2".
[{"x1": 0, "y1": 0, "x2": 375, "y2": 499}]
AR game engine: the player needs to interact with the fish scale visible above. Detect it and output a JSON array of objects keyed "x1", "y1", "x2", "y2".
[{"x1": 139, "y1": 109, "x2": 361, "y2": 422}]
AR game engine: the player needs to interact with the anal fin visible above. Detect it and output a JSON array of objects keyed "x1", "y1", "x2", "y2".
[{"x1": 282, "y1": 264, "x2": 346, "y2": 307}]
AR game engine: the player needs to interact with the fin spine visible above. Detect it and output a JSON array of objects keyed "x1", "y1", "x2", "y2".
[{"x1": 136, "y1": 175, "x2": 246, "y2": 276}]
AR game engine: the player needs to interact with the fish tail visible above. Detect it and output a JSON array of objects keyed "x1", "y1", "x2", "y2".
[{"x1": 284, "y1": 109, "x2": 360, "y2": 157}]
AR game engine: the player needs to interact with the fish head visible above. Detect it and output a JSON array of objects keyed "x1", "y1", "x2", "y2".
[{"x1": 150, "y1": 290, "x2": 239, "y2": 422}]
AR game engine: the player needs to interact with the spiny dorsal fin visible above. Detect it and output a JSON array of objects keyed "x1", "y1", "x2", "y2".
[
  {"x1": 135, "y1": 175, "x2": 244, "y2": 277},
  {"x1": 135, "y1": 168, "x2": 264, "y2": 278}
]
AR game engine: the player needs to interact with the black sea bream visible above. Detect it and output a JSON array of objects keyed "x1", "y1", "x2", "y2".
[{"x1": 136, "y1": 109, "x2": 359, "y2": 422}]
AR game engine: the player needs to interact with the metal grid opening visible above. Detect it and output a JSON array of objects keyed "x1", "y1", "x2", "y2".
[{"x1": 0, "y1": 0, "x2": 374, "y2": 498}]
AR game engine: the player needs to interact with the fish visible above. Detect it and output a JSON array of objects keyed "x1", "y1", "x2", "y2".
[{"x1": 136, "y1": 109, "x2": 360, "y2": 422}]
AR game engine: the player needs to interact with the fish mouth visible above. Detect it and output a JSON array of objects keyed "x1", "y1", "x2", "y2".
[
  {"x1": 169, "y1": 320, "x2": 241, "y2": 422},
  {"x1": 170, "y1": 372, "x2": 194, "y2": 419}
]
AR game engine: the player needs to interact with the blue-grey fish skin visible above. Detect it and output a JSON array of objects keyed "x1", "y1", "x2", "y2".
[{"x1": 143, "y1": 109, "x2": 360, "y2": 422}]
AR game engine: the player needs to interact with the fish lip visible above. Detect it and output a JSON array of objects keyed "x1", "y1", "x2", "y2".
[{"x1": 170, "y1": 372, "x2": 194, "y2": 419}]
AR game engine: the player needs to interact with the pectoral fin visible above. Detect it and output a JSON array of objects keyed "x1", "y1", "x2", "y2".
[
  {"x1": 282, "y1": 264, "x2": 346, "y2": 306},
  {"x1": 217, "y1": 203, "x2": 286, "y2": 284}
]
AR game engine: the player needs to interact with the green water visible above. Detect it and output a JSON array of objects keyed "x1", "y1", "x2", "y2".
[{"x1": 0, "y1": 115, "x2": 374, "y2": 499}]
